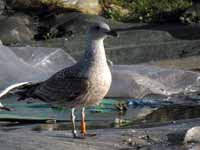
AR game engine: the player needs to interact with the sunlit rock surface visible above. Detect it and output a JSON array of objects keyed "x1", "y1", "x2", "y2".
[
  {"x1": 0, "y1": 45, "x2": 75, "y2": 90},
  {"x1": 5, "y1": 0, "x2": 101, "y2": 15},
  {"x1": 184, "y1": 126, "x2": 200, "y2": 143},
  {"x1": 11, "y1": 46, "x2": 76, "y2": 73},
  {"x1": 108, "y1": 65, "x2": 200, "y2": 99}
]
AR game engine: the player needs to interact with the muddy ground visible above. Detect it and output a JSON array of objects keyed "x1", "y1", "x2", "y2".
[{"x1": 0, "y1": 117, "x2": 200, "y2": 150}]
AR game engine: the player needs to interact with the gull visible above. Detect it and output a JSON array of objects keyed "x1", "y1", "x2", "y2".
[{"x1": 0, "y1": 22, "x2": 118, "y2": 138}]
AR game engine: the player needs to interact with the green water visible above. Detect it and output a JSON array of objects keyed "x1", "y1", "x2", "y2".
[
  {"x1": 1, "y1": 97, "x2": 200, "y2": 130},
  {"x1": 0, "y1": 99, "x2": 122, "y2": 120}
]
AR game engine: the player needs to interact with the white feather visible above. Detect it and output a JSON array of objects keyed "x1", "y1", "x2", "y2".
[{"x1": 0, "y1": 82, "x2": 31, "y2": 98}]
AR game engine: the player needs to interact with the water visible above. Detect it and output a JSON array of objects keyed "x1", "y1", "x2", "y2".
[{"x1": 1, "y1": 97, "x2": 200, "y2": 131}]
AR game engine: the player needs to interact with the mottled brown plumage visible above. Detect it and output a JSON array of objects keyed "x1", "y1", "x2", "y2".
[{"x1": 0, "y1": 22, "x2": 118, "y2": 138}]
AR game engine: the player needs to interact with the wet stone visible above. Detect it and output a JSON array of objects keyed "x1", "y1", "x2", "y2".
[
  {"x1": 167, "y1": 131, "x2": 186, "y2": 145},
  {"x1": 184, "y1": 126, "x2": 200, "y2": 143}
]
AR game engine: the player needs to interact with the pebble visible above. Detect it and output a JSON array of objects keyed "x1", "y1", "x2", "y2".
[{"x1": 184, "y1": 126, "x2": 200, "y2": 143}]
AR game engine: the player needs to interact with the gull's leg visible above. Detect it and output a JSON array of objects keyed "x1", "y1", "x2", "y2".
[
  {"x1": 71, "y1": 108, "x2": 78, "y2": 138},
  {"x1": 81, "y1": 107, "x2": 87, "y2": 136},
  {"x1": 80, "y1": 107, "x2": 96, "y2": 137}
]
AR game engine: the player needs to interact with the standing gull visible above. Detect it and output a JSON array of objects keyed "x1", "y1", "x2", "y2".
[{"x1": 0, "y1": 22, "x2": 118, "y2": 138}]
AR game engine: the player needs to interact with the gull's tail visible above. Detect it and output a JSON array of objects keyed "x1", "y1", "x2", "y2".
[{"x1": 0, "y1": 82, "x2": 41, "y2": 111}]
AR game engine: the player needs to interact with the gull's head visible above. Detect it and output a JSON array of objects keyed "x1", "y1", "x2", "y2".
[{"x1": 87, "y1": 22, "x2": 118, "y2": 40}]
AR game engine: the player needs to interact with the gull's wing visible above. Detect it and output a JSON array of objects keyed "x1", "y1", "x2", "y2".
[{"x1": 34, "y1": 73, "x2": 91, "y2": 105}]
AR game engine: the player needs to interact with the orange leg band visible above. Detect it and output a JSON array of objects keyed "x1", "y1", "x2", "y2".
[
  {"x1": 81, "y1": 120, "x2": 87, "y2": 136},
  {"x1": 81, "y1": 107, "x2": 87, "y2": 136}
]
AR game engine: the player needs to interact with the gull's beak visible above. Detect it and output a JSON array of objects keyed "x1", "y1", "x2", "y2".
[{"x1": 106, "y1": 30, "x2": 119, "y2": 37}]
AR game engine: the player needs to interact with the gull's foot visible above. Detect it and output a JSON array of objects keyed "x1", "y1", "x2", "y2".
[
  {"x1": 72, "y1": 130, "x2": 86, "y2": 139},
  {"x1": 73, "y1": 133, "x2": 86, "y2": 139},
  {"x1": 80, "y1": 132, "x2": 97, "y2": 137}
]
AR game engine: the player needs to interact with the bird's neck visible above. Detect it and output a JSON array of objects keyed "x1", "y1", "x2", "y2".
[{"x1": 84, "y1": 38, "x2": 107, "y2": 65}]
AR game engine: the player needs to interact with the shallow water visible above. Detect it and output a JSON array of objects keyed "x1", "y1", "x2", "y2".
[{"x1": 1, "y1": 97, "x2": 200, "y2": 130}]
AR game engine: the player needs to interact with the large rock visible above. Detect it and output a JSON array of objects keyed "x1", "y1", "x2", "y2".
[
  {"x1": 5, "y1": 0, "x2": 41, "y2": 10},
  {"x1": 5, "y1": 0, "x2": 101, "y2": 15},
  {"x1": 11, "y1": 46, "x2": 76, "y2": 73},
  {"x1": 107, "y1": 65, "x2": 200, "y2": 99},
  {"x1": 0, "y1": 45, "x2": 75, "y2": 90},
  {"x1": 184, "y1": 126, "x2": 200, "y2": 143},
  {"x1": 50, "y1": 12, "x2": 128, "y2": 37},
  {"x1": 24, "y1": 13, "x2": 200, "y2": 70},
  {"x1": 181, "y1": 2, "x2": 200, "y2": 24},
  {"x1": 148, "y1": 55, "x2": 200, "y2": 70},
  {"x1": 0, "y1": 12, "x2": 198, "y2": 70},
  {"x1": 0, "y1": 14, "x2": 34, "y2": 44},
  {"x1": 70, "y1": 0, "x2": 101, "y2": 15}
]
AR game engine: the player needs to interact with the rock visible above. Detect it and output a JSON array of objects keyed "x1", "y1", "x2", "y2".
[
  {"x1": 6, "y1": 0, "x2": 101, "y2": 15},
  {"x1": 72, "y1": 0, "x2": 101, "y2": 15},
  {"x1": 0, "y1": 46, "x2": 75, "y2": 90},
  {"x1": 148, "y1": 55, "x2": 200, "y2": 70},
  {"x1": 49, "y1": 12, "x2": 128, "y2": 37},
  {"x1": 181, "y1": 2, "x2": 200, "y2": 24},
  {"x1": 105, "y1": 23, "x2": 200, "y2": 68},
  {"x1": 10, "y1": 46, "x2": 76, "y2": 72},
  {"x1": 20, "y1": 13, "x2": 200, "y2": 70},
  {"x1": 44, "y1": 0, "x2": 101, "y2": 15},
  {"x1": 51, "y1": 16, "x2": 200, "y2": 70},
  {"x1": 107, "y1": 3, "x2": 130, "y2": 17},
  {"x1": 167, "y1": 132, "x2": 185, "y2": 145},
  {"x1": 107, "y1": 65, "x2": 200, "y2": 98},
  {"x1": 5, "y1": 0, "x2": 41, "y2": 10},
  {"x1": 3, "y1": 13, "x2": 199, "y2": 70},
  {"x1": 0, "y1": 14, "x2": 34, "y2": 45},
  {"x1": 184, "y1": 126, "x2": 200, "y2": 143}
]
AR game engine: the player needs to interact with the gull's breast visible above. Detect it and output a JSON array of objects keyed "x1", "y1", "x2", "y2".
[{"x1": 85, "y1": 65, "x2": 112, "y2": 106}]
